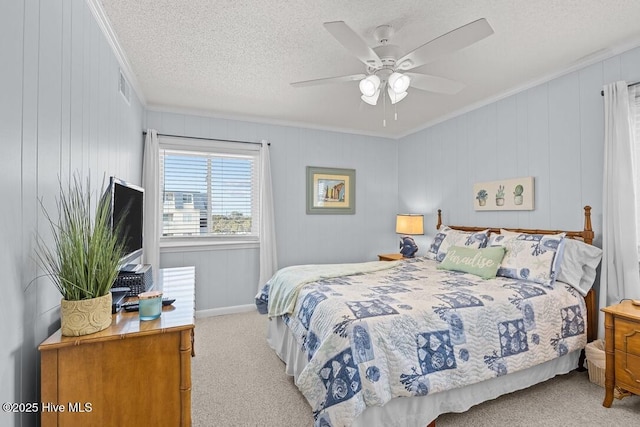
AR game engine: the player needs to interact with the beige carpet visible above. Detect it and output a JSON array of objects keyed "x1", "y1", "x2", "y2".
[{"x1": 192, "y1": 310, "x2": 640, "y2": 427}]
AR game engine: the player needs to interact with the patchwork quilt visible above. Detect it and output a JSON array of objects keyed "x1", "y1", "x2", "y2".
[{"x1": 258, "y1": 257, "x2": 587, "y2": 427}]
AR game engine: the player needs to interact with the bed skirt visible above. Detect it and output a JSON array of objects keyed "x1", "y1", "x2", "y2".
[{"x1": 267, "y1": 316, "x2": 581, "y2": 427}]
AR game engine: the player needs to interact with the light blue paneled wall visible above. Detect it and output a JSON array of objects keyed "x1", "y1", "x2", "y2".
[
  {"x1": 0, "y1": 1, "x2": 144, "y2": 425},
  {"x1": 146, "y1": 111, "x2": 399, "y2": 312},
  {"x1": 398, "y1": 46, "x2": 640, "y2": 254}
]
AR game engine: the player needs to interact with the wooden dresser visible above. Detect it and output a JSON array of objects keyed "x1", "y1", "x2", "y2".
[
  {"x1": 601, "y1": 300, "x2": 640, "y2": 407},
  {"x1": 39, "y1": 267, "x2": 195, "y2": 426}
]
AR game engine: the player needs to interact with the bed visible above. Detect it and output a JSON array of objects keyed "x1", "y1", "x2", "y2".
[{"x1": 256, "y1": 206, "x2": 601, "y2": 427}]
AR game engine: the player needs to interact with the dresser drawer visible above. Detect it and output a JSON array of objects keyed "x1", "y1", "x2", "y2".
[
  {"x1": 613, "y1": 318, "x2": 640, "y2": 356},
  {"x1": 614, "y1": 349, "x2": 640, "y2": 395}
]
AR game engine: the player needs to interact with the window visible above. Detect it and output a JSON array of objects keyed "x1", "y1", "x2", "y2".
[{"x1": 159, "y1": 137, "x2": 261, "y2": 243}]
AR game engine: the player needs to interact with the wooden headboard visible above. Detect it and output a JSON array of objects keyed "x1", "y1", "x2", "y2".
[
  {"x1": 436, "y1": 205, "x2": 597, "y2": 343},
  {"x1": 437, "y1": 205, "x2": 594, "y2": 244}
]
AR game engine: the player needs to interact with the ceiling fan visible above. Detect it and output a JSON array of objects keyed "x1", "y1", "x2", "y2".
[{"x1": 291, "y1": 18, "x2": 494, "y2": 108}]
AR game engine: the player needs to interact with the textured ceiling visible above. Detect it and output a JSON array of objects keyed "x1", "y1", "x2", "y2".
[{"x1": 100, "y1": 0, "x2": 640, "y2": 138}]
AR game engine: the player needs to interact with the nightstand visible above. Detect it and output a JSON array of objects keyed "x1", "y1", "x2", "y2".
[
  {"x1": 601, "y1": 300, "x2": 640, "y2": 407},
  {"x1": 378, "y1": 253, "x2": 404, "y2": 261}
]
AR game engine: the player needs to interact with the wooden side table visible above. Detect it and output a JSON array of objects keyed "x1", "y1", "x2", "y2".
[
  {"x1": 39, "y1": 267, "x2": 195, "y2": 426},
  {"x1": 378, "y1": 253, "x2": 404, "y2": 261},
  {"x1": 601, "y1": 300, "x2": 640, "y2": 407}
]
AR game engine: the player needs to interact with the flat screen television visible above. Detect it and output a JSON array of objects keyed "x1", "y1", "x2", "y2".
[{"x1": 107, "y1": 176, "x2": 144, "y2": 271}]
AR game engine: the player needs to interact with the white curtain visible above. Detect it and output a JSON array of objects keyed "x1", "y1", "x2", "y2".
[
  {"x1": 600, "y1": 82, "x2": 640, "y2": 333},
  {"x1": 258, "y1": 140, "x2": 278, "y2": 292},
  {"x1": 142, "y1": 129, "x2": 160, "y2": 282}
]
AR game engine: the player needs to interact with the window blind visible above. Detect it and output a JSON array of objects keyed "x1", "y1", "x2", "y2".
[{"x1": 159, "y1": 143, "x2": 260, "y2": 240}]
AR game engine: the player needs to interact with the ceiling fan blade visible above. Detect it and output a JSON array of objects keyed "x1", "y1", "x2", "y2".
[
  {"x1": 397, "y1": 18, "x2": 493, "y2": 71},
  {"x1": 323, "y1": 21, "x2": 383, "y2": 68},
  {"x1": 291, "y1": 73, "x2": 366, "y2": 88},
  {"x1": 405, "y1": 73, "x2": 465, "y2": 95}
]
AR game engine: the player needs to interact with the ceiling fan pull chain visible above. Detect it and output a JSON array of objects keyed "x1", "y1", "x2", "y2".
[
  {"x1": 383, "y1": 88, "x2": 387, "y2": 127},
  {"x1": 394, "y1": 94, "x2": 398, "y2": 121}
]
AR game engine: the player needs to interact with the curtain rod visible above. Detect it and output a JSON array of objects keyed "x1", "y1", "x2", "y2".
[
  {"x1": 600, "y1": 81, "x2": 640, "y2": 96},
  {"x1": 142, "y1": 131, "x2": 269, "y2": 146}
]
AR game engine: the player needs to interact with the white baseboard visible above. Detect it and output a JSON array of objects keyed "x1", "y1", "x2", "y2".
[{"x1": 196, "y1": 304, "x2": 256, "y2": 318}]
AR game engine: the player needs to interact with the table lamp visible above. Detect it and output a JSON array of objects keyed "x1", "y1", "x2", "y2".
[{"x1": 396, "y1": 214, "x2": 424, "y2": 258}]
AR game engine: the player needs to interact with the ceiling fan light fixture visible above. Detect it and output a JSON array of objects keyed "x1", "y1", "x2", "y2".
[
  {"x1": 389, "y1": 72, "x2": 410, "y2": 94},
  {"x1": 387, "y1": 86, "x2": 408, "y2": 104},
  {"x1": 359, "y1": 75, "x2": 381, "y2": 97},
  {"x1": 361, "y1": 89, "x2": 380, "y2": 106}
]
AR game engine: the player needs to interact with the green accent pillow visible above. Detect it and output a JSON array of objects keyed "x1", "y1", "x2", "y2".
[{"x1": 437, "y1": 246, "x2": 506, "y2": 279}]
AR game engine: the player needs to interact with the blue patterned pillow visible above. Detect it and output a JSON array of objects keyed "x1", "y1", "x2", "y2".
[
  {"x1": 491, "y1": 230, "x2": 566, "y2": 288},
  {"x1": 426, "y1": 226, "x2": 490, "y2": 262}
]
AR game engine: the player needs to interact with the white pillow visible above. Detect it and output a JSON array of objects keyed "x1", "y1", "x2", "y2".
[{"x1": 556, "y1": 238, "x2": 603, "y2": 296}]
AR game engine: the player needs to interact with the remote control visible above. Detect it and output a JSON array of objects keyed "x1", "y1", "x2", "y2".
[
  {"x1": 122, "y1": 298, "x2": 175, "y2": 312},
  {"x1": 123, "y1": 303, "x2": 139, "y2": 312}
]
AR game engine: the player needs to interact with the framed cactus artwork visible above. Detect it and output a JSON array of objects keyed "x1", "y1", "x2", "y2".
[{"x1": 473, "y1": 177, "x2": 534, "y2": 211}]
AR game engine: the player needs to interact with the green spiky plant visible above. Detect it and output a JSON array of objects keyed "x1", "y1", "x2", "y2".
[{"x1": 36, "y1": 174, "x2": 125, "y2": 301}]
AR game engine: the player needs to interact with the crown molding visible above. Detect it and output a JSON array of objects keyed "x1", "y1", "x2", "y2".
[
  {"x1": 85, "y1": 0, "x2": 146, "y2": 106},
  {"x1": 146, "y1": 103, "x2": 397, "y2": 141}
]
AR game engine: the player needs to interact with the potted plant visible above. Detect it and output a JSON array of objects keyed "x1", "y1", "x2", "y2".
[
  {"x1": 513, "y1": 184, "x2": 524, "y2": 205},
  {"x1": 496, "y1": 185, "x2": 505, "y2": 206},
  {"x1": 476, "y1": 189, "x2": 488, "y2": 206},
  {"x1": 36, "y1": 174, "x2": 124, "y2": 337}
]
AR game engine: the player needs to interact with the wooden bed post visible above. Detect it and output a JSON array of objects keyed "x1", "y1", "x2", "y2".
[
  {"x1": 436, "y1": 209, "x2": 442, "y2": 230},
  {"x1": 583, "y1": 205, "x2": 594, "y2": 245}
]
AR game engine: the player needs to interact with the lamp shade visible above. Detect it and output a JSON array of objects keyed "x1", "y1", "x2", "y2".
[
  {"x1": 361, "y1": 88, "x2": 380, "y2": 106},
  {"x1": 389, "y1": 72, "x2": 411, "y2": 94},
  {"x1": 395, "y1": 214, "x2": 424, "y2": 235},
  {"x1": 359, "y1": 75, "x2": 381, "y2": 97},
  {"x1": 387, "y1": 86, "x2": 408, "y2": 104}
]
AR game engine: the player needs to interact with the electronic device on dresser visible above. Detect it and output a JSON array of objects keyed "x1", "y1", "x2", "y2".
[
  {"x1": 114, "y1": 264, "x2": 153, "y2": 297},
  {"x1": 110, "y1": 287, "x2": 130, "y2": 313},
  {"x1": 105, "y1": 176, "x2": 153, "y2": 296}
]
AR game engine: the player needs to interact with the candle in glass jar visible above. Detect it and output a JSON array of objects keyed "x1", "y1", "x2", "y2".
[{"x1": 138, "y1": 291, "x2": 162, "y2": 320}]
